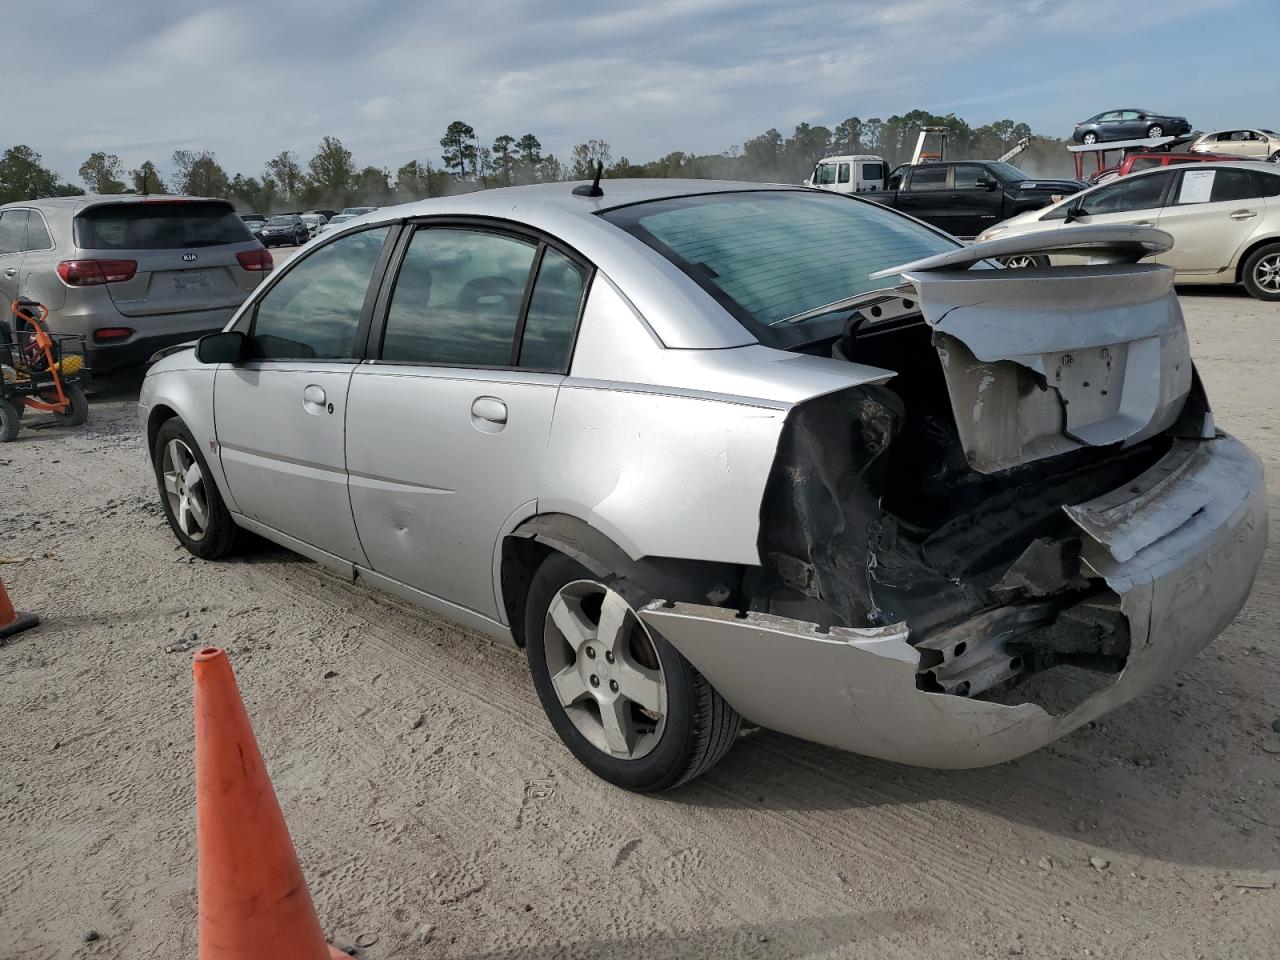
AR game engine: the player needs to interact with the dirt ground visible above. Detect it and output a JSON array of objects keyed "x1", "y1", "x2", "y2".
[{"x1": 1, "y1": 287, "x2": 1277, "y2": 960}]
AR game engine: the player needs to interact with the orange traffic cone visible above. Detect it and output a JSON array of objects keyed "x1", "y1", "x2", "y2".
[
  {"x1": 0, "y1": 577, "x2": 38, "y2": 641},
  {"x1": 194, "y1": 647, "x2": 351, "y2": 959}
]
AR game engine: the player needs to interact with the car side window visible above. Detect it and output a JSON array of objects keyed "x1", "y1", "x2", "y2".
[
  {"x1": 380, "y1": 227, "x2": 538, "y2": 367},
  {"x1": 814, "y1": 163, "x2": 837, "y2": 186},
  {"x1": 907, "y1": 166, "x2": 948, "y2": 191},
  {"x1": 1252, "y1": 171, "x2": 1280, "y2": 197},
  {"x1": 837, "y1": 163, "x2": 851, "y2": 184},
  {"x1": 1173, "y1": 168, "x2": 1261, "y2": 205},
  {"x1": 1077, "y1": 173, "x2": 1172, "y2": 216},
  {"x1": 0, "y1": 209, "x2": 27, "y2": 256},
  {"x1": 23, "y1": 212, "x2": 52, "y2": 251},
  {"x1": 249, "y1": 226, "x2": 390, "y2": 360},
  {"x1": 518, "y1": 248, "x2": 589, "y2": 372},
  {"x1": 953, "y1": 164, "x2": 989, "y2": 189}
]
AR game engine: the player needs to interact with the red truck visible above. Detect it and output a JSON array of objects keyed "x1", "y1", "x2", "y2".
[{"x1": 1088, "y1": 151, "x2": 1237, "y2": 185}]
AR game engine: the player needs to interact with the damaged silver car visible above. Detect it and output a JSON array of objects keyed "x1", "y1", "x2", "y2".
[{"x1": 139, "y1": 181, "x2": 1267, "y2": 791}]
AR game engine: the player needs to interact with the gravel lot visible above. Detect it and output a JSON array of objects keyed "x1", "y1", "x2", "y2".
[{"x1": 1, "y1": 287, "x2": 1277, "y2": 959}]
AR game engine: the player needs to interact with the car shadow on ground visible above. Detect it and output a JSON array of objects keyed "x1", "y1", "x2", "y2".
[{"x1": 666, "y1": 674, "x2": 1279, "y2": 873}]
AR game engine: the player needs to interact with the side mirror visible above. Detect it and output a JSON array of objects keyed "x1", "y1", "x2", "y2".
[
  {"x1": 1137, "y1": 114, "x2": 1148, "y2": 121},
  {"x1": 1063, "y1": 203, "x2": 1081, "y2": 224},
  {"x1": 979, "y1": 176, "x2": 998, "y2": 191},
  {"x1": 196, "y1": 330, "x2": 246, "y2": 364}
]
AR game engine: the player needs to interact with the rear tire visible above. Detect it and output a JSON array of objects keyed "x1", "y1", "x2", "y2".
[
  {"x1": 151, "y1": 417, "x2": 239, "y2": 559},
  {"x1": 0, "y1": 398, "x2": 20, "y2": 442},
  {"x1": 1082, "y1": 132, "x2": 1098, "y2": 145},
  {"x1": 1241, "y1": 243, "x2": 1280, "y2": 301},
  {"x1": 524, "y1": 552, "x2": 740, "y2": 791}
]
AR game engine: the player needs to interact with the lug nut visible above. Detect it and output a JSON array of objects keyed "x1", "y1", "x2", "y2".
[
  {"x1": 590, "y1": 675, "x2": 599, "y2": 687},
  {"x1": 609, "y1": 680, "x2": 619, "y2": 693},
  {"x1": 605, "y1": 651, "x2": 615, "y2": 664},
  {"x1": 585, "y1": 646, "x2": 595, "y2": 659}
]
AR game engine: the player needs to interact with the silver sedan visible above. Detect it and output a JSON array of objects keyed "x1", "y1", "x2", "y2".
[{"x1": 139, "y1": 181, "x2": 1266, "y2": 791}]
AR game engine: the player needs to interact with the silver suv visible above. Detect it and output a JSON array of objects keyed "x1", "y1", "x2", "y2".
[{"x1": 0, "y1": 195, "x2": 272, "y2": 372}]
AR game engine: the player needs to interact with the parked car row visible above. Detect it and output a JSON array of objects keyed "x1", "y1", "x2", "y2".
[{"x1": 237, "y1": 207, "x2": 379, "y2": 245}]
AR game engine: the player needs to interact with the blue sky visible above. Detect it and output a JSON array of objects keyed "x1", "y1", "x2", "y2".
[{"x1": 12, "y1": 0, "x2": 1270, "y2": 186}]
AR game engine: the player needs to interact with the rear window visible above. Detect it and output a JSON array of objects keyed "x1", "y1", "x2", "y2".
[
  {"x1": 600, "y1": 190, "x2": 956, "y2": 346},
  {"x1": 75, "y1": 201, "x2": 250, "y2": 250}
]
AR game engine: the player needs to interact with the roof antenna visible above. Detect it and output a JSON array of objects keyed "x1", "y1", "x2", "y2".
[{"x1": 572, "y1": 161, "x2": 604, "y2": 198}]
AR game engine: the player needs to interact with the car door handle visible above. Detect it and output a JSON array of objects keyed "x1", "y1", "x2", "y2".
[
  {"x1": 471, "y1": 396, "x2": 507, "y2": 424},
  {"x1": 302, "y1": 384, "x2": 332, "y2": 415},
  {"x1": 1132, "y1": 220, "x2": 1155, "y2": 227},
  {"x1": 1229, "y1": 209, "x2": 1258, "y2": 221},
  {"x1": 3, "y1": 268, "x2": 15, "y2": 278}
]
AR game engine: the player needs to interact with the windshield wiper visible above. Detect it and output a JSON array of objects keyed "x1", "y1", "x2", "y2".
[{"x1": 774, "y1": 284, "x2": 912, "y2": 326}]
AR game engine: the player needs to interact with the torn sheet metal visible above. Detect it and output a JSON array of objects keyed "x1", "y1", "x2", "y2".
[
  {"x1": 910, "y1": 262, "x2": 1191, "y2": 473},
  {"x1": 642, "y1": 435, "x2": 1266, "y2": 769}
]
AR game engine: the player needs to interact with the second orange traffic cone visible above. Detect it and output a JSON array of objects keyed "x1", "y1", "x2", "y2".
[
  {"x1": 194, "y1": 646, "x2": 351, "y2": 960},
  {"x1": 0, "y1": 576, "x2": 38, "y2": 641}
]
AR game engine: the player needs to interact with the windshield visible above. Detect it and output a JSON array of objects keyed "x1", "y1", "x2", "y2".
[
  {"x1": 986, "y1": 162, "x2": 1031, "y2": 181},
  {"x1": 75, "y1": 201, "x2": 250, "y2": 250},
  {"x1": 600, "y1": 190, "x2": 956, "y2": 345},
  {"x1": 267, "y1": 216, "x2": 294, "y2": 226}
]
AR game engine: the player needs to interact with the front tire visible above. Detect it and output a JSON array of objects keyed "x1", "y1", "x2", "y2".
[
  {"x1": 152, "y1": 417, "x2": 239, "y2": 559},
  {"x1": 524, "y1": 552, "x2": 740, "y2": 791},
  {"x1": 1146, "y1": 125, "x2": 1164, "y2": 138},
  {"x1": 1242, "y1": 243, "x2": 1280, "y2": 301},
  {"x1": 51, "y1": 383, "x2": 88, "y2": 427}
]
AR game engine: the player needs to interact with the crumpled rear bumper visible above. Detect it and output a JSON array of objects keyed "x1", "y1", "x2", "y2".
[{"x1": 641, "y1": 434, "x2": 1267, "y2": 768}]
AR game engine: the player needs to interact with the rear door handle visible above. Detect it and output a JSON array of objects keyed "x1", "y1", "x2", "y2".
[
  {"x1": 471, "y1": 396, "x2": 507, "y2": 424},
  {"x1": 1229, "y1": 209, "x2": 1258, "y2": 221}
]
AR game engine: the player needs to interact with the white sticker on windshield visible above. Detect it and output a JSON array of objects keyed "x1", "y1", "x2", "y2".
[{"x1": 1178, "y1": 169, "x2": 1216, "y2": 204}]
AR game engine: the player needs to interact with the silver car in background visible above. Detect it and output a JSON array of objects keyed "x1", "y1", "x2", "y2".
[
  {"x1": 0, "y1": 196, "x2": 271, "y2": 372},
  {"x1": 139, "y1": 181, "x2": 1266, "y2": 792}
]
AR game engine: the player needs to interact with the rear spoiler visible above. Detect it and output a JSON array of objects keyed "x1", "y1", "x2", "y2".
[{"x1": 869, "y1": 225, "x2": 1173, "y2": 278}]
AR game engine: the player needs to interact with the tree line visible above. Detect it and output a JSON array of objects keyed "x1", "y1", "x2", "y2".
[{"x1": 0, "y1": 109, "x2": 1075, "y2": 210}]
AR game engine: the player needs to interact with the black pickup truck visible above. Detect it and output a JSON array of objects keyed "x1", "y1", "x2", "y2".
[{"x1": 868, "y1": 160, "x2": 1088, "y2": 239}]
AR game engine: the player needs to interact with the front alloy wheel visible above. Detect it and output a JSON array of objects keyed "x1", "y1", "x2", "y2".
[
  {"x1": 1147, "y1": 125, "x2": 1164, "y2": 138},
  {"x1": 162, "y1": 437, "x2": 210, "y2": 542},
  {"x1": 152, "y1": 417, "x2": 239, "y2": 559}
]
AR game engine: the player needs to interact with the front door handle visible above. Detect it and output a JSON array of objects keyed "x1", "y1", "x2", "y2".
[
  {"x1": 1132, "y1": 220, "x2": 1155, "y2": 227},
  {"x1": 3, "y1": 268, "x2": 15, "y2": 278},
  {"x1": 1229, "y1": 209, "x2": 1258, "y2": 221},
  {"x1": 302, "y1": 384, "x2": 331, "y2": 415}
]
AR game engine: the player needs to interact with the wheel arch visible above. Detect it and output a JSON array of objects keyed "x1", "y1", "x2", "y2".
[
  {"x1": 1235, "y1": 234, "x2": 1280, "y2": 283},
  {"x1": 146, "y1": 402, "x2": 180, "y2": 452},
  {"x1": 500, "y1": 512, "x2": 745, "y2": 648}
]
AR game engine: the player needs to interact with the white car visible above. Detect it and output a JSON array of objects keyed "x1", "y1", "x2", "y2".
[
  {"x1": 977, "y1": 161, "x2": 1280, "y2": 299},
  {"x1": 300, "y1": 213, "x2": 327, "y2": 238},
  {"x1": 1191, "y1": 128, "x2": 1280, "y2": 163}
]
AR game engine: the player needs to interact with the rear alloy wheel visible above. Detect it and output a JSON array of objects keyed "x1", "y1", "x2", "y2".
[
  {"x1": 525, "y1": 552, "x2": 740, "y2": 791},
  {"x1": 1242, "y1": 244, "x2": 1280, "y2": 301},
  {"x1": 152, "y1": 417, "x2": 239, "y2": 559},
  {"x1": 1146, "y1": 125, "x2": 1164, "y2": 139},
  {"x1": 1082, "y1": 132, "x2": 1098, "y2": 145},
  {"x1": 999, "y1": 254, "x2": 1047, "y2": 269}
]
